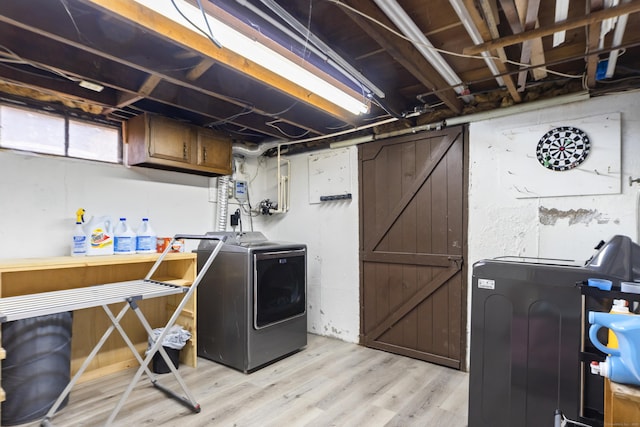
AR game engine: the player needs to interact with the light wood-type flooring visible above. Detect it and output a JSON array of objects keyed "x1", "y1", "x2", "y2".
[{"x1": 19, "y1": 334, "x2": 469, "y2": 427}]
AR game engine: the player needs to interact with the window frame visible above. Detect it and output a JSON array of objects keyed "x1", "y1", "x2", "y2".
[{"x1": 0, "y1": 100, "x2": 122, "y2": 164}]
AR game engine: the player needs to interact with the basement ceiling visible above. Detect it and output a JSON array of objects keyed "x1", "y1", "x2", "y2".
[{"x1": 0, "y1": 0, "x2": 639, "y2": 149}]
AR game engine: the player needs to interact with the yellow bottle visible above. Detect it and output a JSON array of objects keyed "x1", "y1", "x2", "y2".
[{"x1": 608, "y1": 299, "x2": 630, "y2": 349}]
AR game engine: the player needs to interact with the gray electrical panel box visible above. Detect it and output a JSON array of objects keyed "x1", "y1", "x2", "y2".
[{"x1": 233, "y1": 180, "x2": 248, "y2": 202}]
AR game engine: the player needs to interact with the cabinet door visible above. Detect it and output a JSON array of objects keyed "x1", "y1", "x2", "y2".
[
  {"x1": 196, "y1": 130, "x2": 232, "y2": 174},
  {"x1": 149, "y1": 116, "x2": 192, "y2": 163}
]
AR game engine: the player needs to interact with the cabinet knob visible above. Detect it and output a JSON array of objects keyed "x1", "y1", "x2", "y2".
[
  {"x1": 203, "y1": 147, "x2": 207, "y2": 162},
  {"x1": 183, "y1": 142, "x2": 187, "y2": 160}
]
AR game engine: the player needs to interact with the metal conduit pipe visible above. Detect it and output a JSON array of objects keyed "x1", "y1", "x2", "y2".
[
  {"x1": 373, "y1": 0, "x2": 474, "y2": 103},
  {"x1": 239, "y1": 0, "x2": 385, "y2": 99},
  {"x1": 447, "y1": 0, "x2": 506, "y2": 87},
  {"x1": 330, "y1": 91, "x2": 590, "y2": 149},
  {"x1": 234, "y1": 0, "x2": 380, "y2": 98},
  {"x1": 216, "y1": 175, "x2": 231, "y2": 231},
  {"x1": 232, "y1": 140, "x2": 281, "y2": 158}
]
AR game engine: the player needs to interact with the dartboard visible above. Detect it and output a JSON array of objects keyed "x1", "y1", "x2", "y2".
[{"x1": 536, "y1": 126, "x2": 590, "y2": 171}]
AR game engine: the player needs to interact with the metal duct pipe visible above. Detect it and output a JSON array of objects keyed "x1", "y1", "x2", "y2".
[
  {"x1": 216, "y1": 175, "x2": 231, "y2": 231},
  {"x1": 232, "y1": 140, "x2": 281, "y2": 158}
]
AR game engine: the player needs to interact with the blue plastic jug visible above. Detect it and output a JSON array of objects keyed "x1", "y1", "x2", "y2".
[{"x1": 588, "y1": 311, "x2": 640, "y2": 386}]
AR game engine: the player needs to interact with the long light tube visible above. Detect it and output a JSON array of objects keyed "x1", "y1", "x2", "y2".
[
  {"x1": 373, "y1": 0, "x2": 473, "y2": 103},
  {"x1": 234, "y1": 0, "x2": 383, "y2": 100},
  {"x1": 448, "y1": 0, "x2": 505, "y2": 87},
  {"x1": 133, "y1": 0, "x2": 369, "y2": 115},
  {"x1": 248, "y1": 0, "x2": 385, "y2": 99}
]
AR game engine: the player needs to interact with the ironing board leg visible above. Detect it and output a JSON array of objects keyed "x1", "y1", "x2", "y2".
[
  {"x1": 130, "y1": 299, "x2": 200, "y2": 406},
  {"x1": 105, "y1": 300, "x2": 199, "y2": 425},
  {"x1": 102, "y1": 300, "x2": 157, "y2": 381},
  {"x1": 41, "y1": 303, "x2": 131, "y2": 425}
]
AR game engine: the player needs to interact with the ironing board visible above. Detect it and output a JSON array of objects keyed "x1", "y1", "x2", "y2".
[{"x1": 0, "y1": 234, "x2": 226, "y2": 426}]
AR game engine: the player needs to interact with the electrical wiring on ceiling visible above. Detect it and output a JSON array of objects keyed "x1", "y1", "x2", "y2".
[
  {"x1": 325, "y1": 0, "x2": 584, "y2": 81},
  {"x1": 266, "y1": 119, "x2": 311, "y2": 139},
  {"x1": 0, "y1": 44, "x2": 81, "y2": 83},
  {"x1": 170, "y1": 0, "x2": 223, "y2": 48}
]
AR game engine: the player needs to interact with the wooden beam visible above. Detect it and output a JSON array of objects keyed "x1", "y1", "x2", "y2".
[
  {"x1": 84, "y1": 0, "x2": 362, "y2": 122},
  {"x1": 0, "y1": 2, "x2": 340, "y2": 136},
  {"x1": 138, "y1": 74, "x2": 162, "y2": 96},
  {"x1": 464, "y1": 0, "x2": 640, "y2": 54},
  {"x1": 186, "y1": 58, "x2": 215, "y2": 81},
  {"x1": 503, "y1": 0, "x2": 546, "y2": 88},
  {"x1": 500, "y1": 0, "x2": 530, "y2": 90},
  {"x1": 0, "y1": 69, "x2": 116, "y2": 113},
  {"x1": 477, "y1": 0, "x2": 506, "y2": 60},
  {"x1": 342, "y1": 0, "x2": 464, "y2": 113},
  {"x1": 115, "y1": 74, "x2": 162, "y2": 108},
  {"x1": 461, "y1": 0, "x2": 521, "y2": 102},
  {"x1": 586, "y1": 0, "x2": 605, "y2": 88},
  {"x1": 518, "y1": 0, "x2": 547, "y2": 81}
]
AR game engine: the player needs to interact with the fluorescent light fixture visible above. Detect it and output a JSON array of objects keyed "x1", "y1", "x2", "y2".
[
  {"x1": 254, "y1": 0, "x2": 385, "y2": 99},
  {"x1": 133, "y1": 0, "x2": 369, "y2": 115}
]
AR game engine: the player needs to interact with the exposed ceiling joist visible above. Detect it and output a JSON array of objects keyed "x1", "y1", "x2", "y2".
[
  {"x1": 585, "y1": 0, "x2": 605, "y2": 88},
  {"x1": 460, "y1": 0, "x2": 522, "y2": 102},
  {"x1": 186, "y1": 58, "x2": 216, "y2": 81},
  {"x1": 86, "y1": 0, "x2": 361, "y2": 122},
  {"x1": 464, "y1": 0, "x2": 640, "y2": 54},
  {"x1": 341, "y1": 0, "x2": 464, "y2": 114},
  {"x1": 0, "y1": 0, "x2": 638, "y2": 149},
  {"x1": 516, "y1": 0, "x2": 547, "y2": 82}
]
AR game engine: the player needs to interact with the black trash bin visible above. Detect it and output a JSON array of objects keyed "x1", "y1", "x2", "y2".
[
  {"x1": 147, "y1": 325, "x2": 191, "y2": 374},
  {"x1": 1, "y1": 312, "x2": 72, "y2": 426},
  {"x1": 152, "y1": 347, "x2": 180, "y2": 374}
]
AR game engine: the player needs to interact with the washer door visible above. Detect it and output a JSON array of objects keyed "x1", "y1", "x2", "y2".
[{"x1": 254, "y1": 249, "x2": 306, "y2": 329}]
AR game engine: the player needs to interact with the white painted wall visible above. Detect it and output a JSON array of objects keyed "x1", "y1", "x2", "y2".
[
  {"x1": 2, "y1": 90, "x2": 638, "y2": 349},
  {"x1": 467, "y1": 91, "x2": 640, "y2": 366},
  {"x1": 231, "y1": 147, "x2": 360, "y2": 343},
  {"x1": 468, "y1": 91, "x2": 640, "y2": 266},
  {"x1": 0, "y1": 150, "x2": 215, "y2": 259}
]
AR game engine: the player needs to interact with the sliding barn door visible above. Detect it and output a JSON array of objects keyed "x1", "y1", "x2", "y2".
[{"x1": 359, "y1": 127, "x2": 466, "y2": 369}]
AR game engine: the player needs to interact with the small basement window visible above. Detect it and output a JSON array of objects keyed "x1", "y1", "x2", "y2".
[
  {"x1": 68, "y1": 119, "x2": 119, "y2": 163},
  {"x1": 0, "y1": 104, "x2": 120, "y2": 163}
]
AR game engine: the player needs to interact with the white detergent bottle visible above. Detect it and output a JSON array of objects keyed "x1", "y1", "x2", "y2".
[
  {"x1": 114, "y1": 218, "x2": 136, "y2": 255},
  {"x1": 136, "y1": 218, "x2": 157, "y2": 253},
  {"x1": 85, "y1": 215, "x2": 114, "y2": 256}
]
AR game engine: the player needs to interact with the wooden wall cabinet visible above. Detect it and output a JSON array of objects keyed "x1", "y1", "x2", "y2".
[
  {"x1": 127, "y1": 113, "x2": 232, "y2": 176},
  {"x1": 196, "y1": 129, "x2": 232, "y2": 171},
  {"x1": 0, "y1": 253, "x2": 198, "y2": 390}
]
